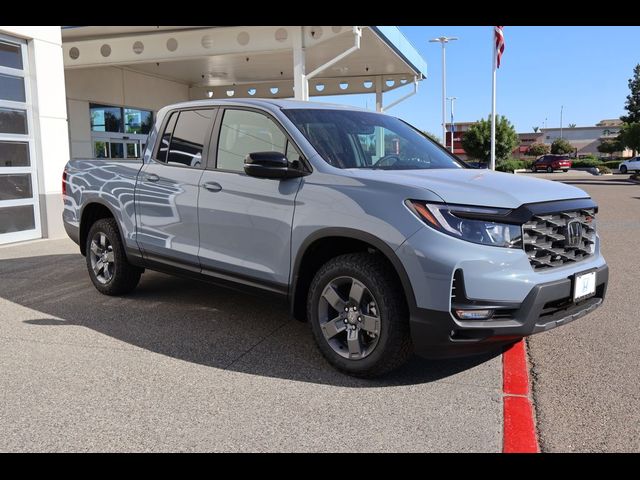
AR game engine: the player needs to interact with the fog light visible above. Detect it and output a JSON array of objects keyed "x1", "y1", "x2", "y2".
[{"x1": 455, "y1": 309, "x2": 494, "y2": 320}]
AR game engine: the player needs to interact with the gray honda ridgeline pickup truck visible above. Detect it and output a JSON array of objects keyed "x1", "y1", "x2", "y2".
[{"x1": 63, "y1": 99, "x2": 608, "y2": 377}]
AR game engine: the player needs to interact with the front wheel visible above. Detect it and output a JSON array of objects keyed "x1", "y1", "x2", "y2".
[
  {"x1": 307, "y1": 252, "x2": 412, "y2": 377},
  {"x1": 620, "y1": 165, "x2": 627, "y2": 174},
  {"x1": 547, "y1": 166, "x2": 553, "y2": 173},
  {"x1": 86, "y1": 218, "x2": 142, "y2": 295}
]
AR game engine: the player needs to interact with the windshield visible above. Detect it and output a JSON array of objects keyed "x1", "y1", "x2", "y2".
[{"x1": 283, "y1": 109, "x2": 465, "y2": 170}]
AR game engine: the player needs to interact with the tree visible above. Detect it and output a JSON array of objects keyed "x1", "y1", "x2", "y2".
[
  {"x1": 532, "y1": 126, "x2": 540, "y2": 133},
  {"x1": 619, "y1": 122, "x2": 640, "y2": 156},
  {"x1": 460, "y1": 115, "x2": 519, "y2": 163},
  {"x1": 621, "y1": 64, "x2": 640, "y2": 124},
  {"x1": 551, "y1": 138, "x2": 574, "y2": 155},
  {"x1": 568, "y1": 123, "x2": 577, "y2": 128},
  {"x1": 527, "y1": 143, "x2": 550, "y2": 156},
  {"x1": 597, "y1": 139, "x2": 623, "y2": 157}
]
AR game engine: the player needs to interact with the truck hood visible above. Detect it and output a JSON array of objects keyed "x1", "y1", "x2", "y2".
[{"x1": 351, "y1": 168, "x2": 590, "y2": 208}]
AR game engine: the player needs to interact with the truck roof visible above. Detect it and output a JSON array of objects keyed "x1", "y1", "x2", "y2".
[{"x1": 157, "y1": 98, "x2": 370, "y2": 117}]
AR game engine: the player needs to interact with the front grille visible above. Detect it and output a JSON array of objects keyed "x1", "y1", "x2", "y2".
[{"x1": 523, "y1": 208, "x2": 596, "y2": 270}]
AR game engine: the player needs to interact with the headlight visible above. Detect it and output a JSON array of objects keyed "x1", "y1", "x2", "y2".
[{"x1": 406, "y1": 200, "x2": 523, "y2": 248}]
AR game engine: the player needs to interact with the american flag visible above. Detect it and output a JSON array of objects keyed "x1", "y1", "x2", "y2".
[{"x1": 495, "y1": 26, "x2": 505, "y2": 68}]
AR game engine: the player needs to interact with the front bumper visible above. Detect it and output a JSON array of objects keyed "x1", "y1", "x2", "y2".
[{"x1": 410, "y1": 264, "x2": 608, "y2": 358}]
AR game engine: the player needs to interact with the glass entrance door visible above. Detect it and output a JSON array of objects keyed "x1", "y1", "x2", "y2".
[
  {"x1": 92, "y1": 137, "x2": 142, "y2": 159},
  {"x1": 0, "y1": 34, "x2": 41, "y2": 244}
]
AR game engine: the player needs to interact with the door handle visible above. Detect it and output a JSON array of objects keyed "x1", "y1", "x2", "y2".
[
  {"x1": 144, "y1": 173, "x2": 160, "y2": 182},
  {"x1": 201, "y1": 181, "x2": 222, "y2": 192}
]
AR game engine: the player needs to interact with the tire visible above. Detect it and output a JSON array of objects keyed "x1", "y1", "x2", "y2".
[
  {"x1": 563, "y1": 169, "x2": 569, "y2": 172},
  {"x1": 85, "y1": 218, "x2": 142, "y2": 295},
  {"x1": 620, "y1": 165, "x2": 627, "y2": 174},
  {"x1": 546, "y1": 166, "x2": 553, "y2": 173},
  {"x1": 307, "y1": 252, "x2": 412, "y2": 377},
  {"x1": 532, "y1": 166, "x2": 537, "y2": 173}
]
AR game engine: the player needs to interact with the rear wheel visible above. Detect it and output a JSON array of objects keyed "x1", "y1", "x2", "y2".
[
  {"x1": 620, "y1": 165, "x2": 628, "y2": 174},
  {"x1": 532, "y1": 166, "x2": 538, "y2": 173},
  {"x1": 563, "y1": 169, "x2": 569, "y2": 172},
  {"x1": 547, "y1": 166, "x2": 553, "y2": 173},
  {"x1": 86, "y1": 218, "x2": 142, "y2": 295},
  {"x1": 307, "y1": 253, "x2": 412, "y2": 377}
]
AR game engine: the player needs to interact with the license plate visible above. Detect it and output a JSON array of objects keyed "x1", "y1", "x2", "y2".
[{"x1": 574, "y1": 271, "x2": 596, "y2": 302}]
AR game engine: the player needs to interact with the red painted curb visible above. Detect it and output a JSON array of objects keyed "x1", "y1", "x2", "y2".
[
  {"x1": 502, "y1": 340, "x2": 539, "y2": 453},
  {"x1": 504, "y1": 396, "x2": 539, "y2": 453},
  {"x1": 503, "y1": 339, "x2": 529, "y2": 396}
]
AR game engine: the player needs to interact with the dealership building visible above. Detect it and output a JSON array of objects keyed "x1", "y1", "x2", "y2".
[{"x1": 0, "y1": 26, "x2": 427, "y2": 246}]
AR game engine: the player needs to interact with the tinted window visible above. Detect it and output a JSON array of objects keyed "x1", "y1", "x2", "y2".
[
  {"x1": 0, "y1": 74, "x2": 25, "y2": 102},
  {"x1": 0, "y1": 205, "x2": 35, "y2": 234},
  {"x1": 0, "y1": 107, "x2": 27, "y2": 134},
  {"x1": 90, "y1": 104, "x2": 122, "y2": 133},
  {"x1": 124, "y1": 108, "x2": 153, "y2": 134},
  {"x1": 0, "y1": 41, "x2": 22, "y2": 70},
  {"x1": 156, "y1": 112, "x2": 177, "y2": 163},
  {"x1": 166, "y1": 109, "x2": 215, "y2": 168},
  {"x1": 284, "y1": 109, "x2": 463, "y2": 170},
  {"x1": 217, "y1": 109, "x2": 287, "y2": 172},
  {"x1": 0, "y1": 141, "x2": 30, "y2": 167},
  {"x1": 0, "y1": 174, "x2": 32, "y2": 201}
]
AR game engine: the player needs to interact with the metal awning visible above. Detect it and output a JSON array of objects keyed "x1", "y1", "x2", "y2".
[{"x1": 61, "y1": 26, "x2": 427, "y2": 110}]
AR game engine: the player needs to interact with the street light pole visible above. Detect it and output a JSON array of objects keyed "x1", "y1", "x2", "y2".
[
  {"x1": 429, "y1": 36, "x2": 458, "y2": 147},
  {"x1": 560, "y1": 105, "x2": 564, "y2": 139},
  {"x1": 447, "y1": 96, "x2": 457, "y2": 152}
]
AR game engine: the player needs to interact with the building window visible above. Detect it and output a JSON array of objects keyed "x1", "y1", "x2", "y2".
[
  {"x1": 124, "y1": 108, "x2": 152, "y2": 134},
  {"x1": 89, "y1": 103, "x2": 153, "y2": 160},
  {"x1": 90, "y1": 103, "x2": 153, "y2": 134}
]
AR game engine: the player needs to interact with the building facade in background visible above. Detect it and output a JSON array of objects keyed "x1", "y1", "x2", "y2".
[
  {"x1": 447, "y1": 119, "x2": 630, "y2": 162},
  {"x1": 540, "y1": 119, "x2": 627, "y2": 157}
]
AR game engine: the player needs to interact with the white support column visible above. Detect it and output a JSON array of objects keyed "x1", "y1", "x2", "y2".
[
  {"x1": 292, "y1": 27, "x2": 307, "y2": 101},
  {"x1": 375, "y1": 76, "x2": 383, "y2": 112},
  {"x1": 375, "y1": 76, "x2": 384, "y2": 160}
]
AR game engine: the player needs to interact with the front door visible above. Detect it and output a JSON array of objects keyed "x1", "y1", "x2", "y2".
[
  {"x1": 135, "y1": 108, "x2": 216, "y2": 270},
  {"x1": 197, "y1": 108, "x2": 303, "y2": 290},
  {"x1": 93, "y1": 137, "x2": 143, "y2": 160}
]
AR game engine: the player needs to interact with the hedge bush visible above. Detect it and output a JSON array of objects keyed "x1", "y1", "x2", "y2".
[
  {"x1": 597, "y1": 166, "x2": 612, "y2": 174},
  {"x1": 571, "y1": 158, "x2": 602, "y2": 168},
  {"x1": 496, "y1": 159, "x2": 525, "y2": 173},
  {"x1": 602, "y1": 160, "x2": 621, "y2": 169}
]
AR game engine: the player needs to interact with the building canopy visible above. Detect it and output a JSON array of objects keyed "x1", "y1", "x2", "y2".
[{"x1": 62, "y1": 26, "x2": 427, "y2": 109}]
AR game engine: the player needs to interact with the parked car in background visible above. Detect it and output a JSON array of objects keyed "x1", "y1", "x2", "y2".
[
  {"x1": 618, "y1": 156, "x2": 640, "y2": 174},
  {"x1": 532, "y1": 154, "x2": 572, "y2": 173}
]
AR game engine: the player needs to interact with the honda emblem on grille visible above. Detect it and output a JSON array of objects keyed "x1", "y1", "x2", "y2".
[{"x1": 565, "y1": 220, "x2": 583, "y2": 248}]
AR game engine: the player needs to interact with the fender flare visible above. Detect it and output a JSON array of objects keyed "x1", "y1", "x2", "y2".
[{"x1": 289, "y1": 227, "x2": 417, "y2": 315}]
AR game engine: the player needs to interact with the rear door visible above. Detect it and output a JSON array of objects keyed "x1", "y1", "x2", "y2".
[
  {"x1": 197, "y1": 107, "x2": 303, "y2": 291},
  {"x1": 135, "y1": 108, "x2": 217, "y2": 270}
]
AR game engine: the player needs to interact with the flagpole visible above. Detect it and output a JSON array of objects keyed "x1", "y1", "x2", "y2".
[{"x1": 490, "y1": 27, "x2": 497, "y2": 171}]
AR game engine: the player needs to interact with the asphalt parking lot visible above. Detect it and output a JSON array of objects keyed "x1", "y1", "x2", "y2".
[
  {"x1": 1, "y1": 169, "x2": 637, "y2": 452},
  {"x1": 525, "y1": 170, "x2": 640, "y2": 452},
  {"x1": 0, "y1": 239, "x2": 502, "y2": 452}
]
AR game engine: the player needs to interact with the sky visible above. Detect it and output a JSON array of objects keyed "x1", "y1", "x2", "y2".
[{"x1": 321, "y1": 26, "x2": 640, "y2": 139}]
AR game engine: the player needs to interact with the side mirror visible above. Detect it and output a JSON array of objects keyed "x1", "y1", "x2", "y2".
[{"x1": 244, "y1": 151, "x2": 306, "y2": 179}]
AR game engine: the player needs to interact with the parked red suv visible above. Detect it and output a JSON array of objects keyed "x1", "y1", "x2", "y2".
[{"x1": 532, "y1": 154, "x2": 572, "y2": 173}]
